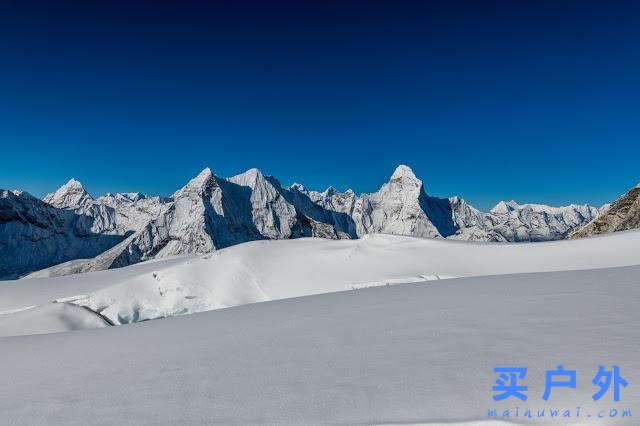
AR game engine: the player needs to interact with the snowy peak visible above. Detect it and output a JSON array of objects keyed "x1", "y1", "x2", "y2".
[
  {"x1": 490, "y1": 200, "x2": 517, "y2": 214},
  {"x1": 321, "y1": 186, "x2": 338, "y2": 197},
  {"x1": 355, "y1": 164, "x2": 443, "y2": 239},
  {"x1": 98, "y1": 192, "x2": 147, "y2": 204},
  {"x1": 1, "y1": 189, "x2": 30, "y2": 199},
  {"x1": 43, "y1": 178, "x2": 93, "y2": 208},
  {"x1": 389, "y1": 165, "x2": 421, "y2": 188},
  {"x1": 61, "y1": 178, "x2": 83, "y2": 189},
  {"x1": 117, "y1": 192, "x2": 146, "y2": 202},
  {"x1": 228, "y1": 167, "x2": 266, "y2": 188},
  {"x1": 490, "y1": 200, "x2": 598, "y2": 217},
  {"x1": 289, "y1": 182, "x2": 307, "y2": 193},
  {"x1": 449, "y1": 196, "x2": 481, "y2": 214},
  {"x1": 173, "y1": 167, "x2": 216, "y2": 197}
]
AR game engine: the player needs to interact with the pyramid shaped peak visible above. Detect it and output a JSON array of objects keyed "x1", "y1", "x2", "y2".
[
  {"x1": 190, "y1": 167, "x2": 214, "y2": 185},
  {"x1": 246, "y1": 167, "x2": 262, "y2": 174},
  {"x1": 195, "y1": 167, "x2": 213, "y2": 179},
  {"x1": 390, "y1": 165, "x2": 419, "y2": 182},
  {"x1": 174, "y1": 167, "x2": 216, "y2": 197},
  {"x1": 228, "y1": 167, "x2": 269, "y2": 188},
  {"x1": 63, "y1": 178, "x2": 84, "y2": 189},
  {"x1": 322, "y1": 185, "x2": 337, "y2": 196},
  {"x1": 388, "y1": 165, "x2": 423, "y2": 192},
  {"x1": 289, "y1": 182, "x2": 306, "y2": 192},
  {"x1": 490, "y1": 200, "x2": 519, "y2": 214},
  {"x1": 239, "y1": 167, "x2": 264, "y2": 180},
  {"x1": 44, "y1": 178, "x2": 93, "y2": 207}
]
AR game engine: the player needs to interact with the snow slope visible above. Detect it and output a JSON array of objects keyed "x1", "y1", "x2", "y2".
[
  {"x1": 0, "y1": 303, "x2": 109, "y2": 338},
  {"x1": 0, "y1": 264, "x2": 638, "y2": 424},
  {"x1": 2, "y1": 229, "x2": 640, "y2": 336},
  {"x1": 72, "y1": 230, "x2": 640, "y2": 325},
  {"x1": 0, "y1": 255, "x2": 194, "y2": 313}
]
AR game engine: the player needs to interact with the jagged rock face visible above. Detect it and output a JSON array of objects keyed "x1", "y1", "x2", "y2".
[
  {"x1": 570, "y1": 185, "x2": 640, "y2": 239},
  {"x1": 447, "y1": 197, "x2": 488, "y2": 230},
  {"x1": 447, "y1": 198, "x2": 509, "y2": 242},
  {"x1": 287, "y1": 185, "x2": 358, "y2": 239},
  {"x1": 96, "y1": 192, "x2": 170, "y2": 232},
  {"x1": 0, "y1": 190, "x2": 125, "y2": 279},
  {"x1": 227, "y1": 168, "x2": 299, "y2": 239}
]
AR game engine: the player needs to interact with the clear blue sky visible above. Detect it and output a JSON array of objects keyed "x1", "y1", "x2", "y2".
[{"x1": 1, "y1": 1, "x2": 639, "y2": 211}]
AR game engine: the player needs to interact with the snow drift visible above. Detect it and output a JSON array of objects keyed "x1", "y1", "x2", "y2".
[
  {"x1": 2, "y1": 229, "x2": 640, "y2": 337},
  {"x1": 72, "y1": 230, "x2": 640, "y2": 326},
  {"x1": 0, "y1": 264, "x2": 638, "y2": 424}
]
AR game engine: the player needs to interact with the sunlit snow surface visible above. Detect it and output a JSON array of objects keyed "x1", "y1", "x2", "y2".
[
  {"x1": 3, "y1": 231, "x2": 640, "y2": 334},
  {"x1": 0, "y1": 232, "x2": 639, "y2": 424}
]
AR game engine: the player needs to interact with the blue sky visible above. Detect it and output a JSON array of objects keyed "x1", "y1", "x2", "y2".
[{"x1": 1, "y1": 1, "x2": 639, "y2": 211}]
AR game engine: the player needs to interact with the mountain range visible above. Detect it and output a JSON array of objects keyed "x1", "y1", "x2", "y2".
[{"x1": 0, "y1": 165, "x2": 621, "y2": 279}]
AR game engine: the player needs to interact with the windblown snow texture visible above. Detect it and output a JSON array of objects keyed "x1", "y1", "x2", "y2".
[{"x1": 0, "y1": 261, "x2": 638, "y2": 424}]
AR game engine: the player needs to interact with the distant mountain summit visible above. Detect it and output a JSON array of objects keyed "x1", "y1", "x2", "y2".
[
  {"x1": 0, "y1": 165, "x2": 613, "y2": 279},
  {"x1": 471, "y1": 200, "x2": 603, "y2": 242},
  {"x1": 43, "y1": 178, "x2": 93, "y2": 208},
  {"x1": 0, "y1": 189, "x2": 124, "y2": 279},
  {"x1": 570, "y1": 184, "x2": 640, "y2": 239}
]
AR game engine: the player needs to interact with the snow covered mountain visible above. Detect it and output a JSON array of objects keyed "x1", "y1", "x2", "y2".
[
  {"x1": 0, "y1": 189, "x2": 125, "y2": 279},
  {"x1": 570, "y1": 183, "x2": 640, "y2": 239},
  {"x1": 44, "y1": 178, "x2": 170, "y2": 235},
  {"x1": 3, "y1": 165, "x2": 608, "y2": 279},
  {"x1": 449, "y1": 200, "x2": 603, "y2": 242},
  {"x1": 42, "y1": 167, "x2": 357, "y2": 276},
  {"x1": 43, "y1": 178, "x2": 93, "y2": 207},
  {"x1": 0, "y1": 180, "x2": 171, "y2": 279},
  {"x1": 299, "y1": 166, "x2": 601, "y2": 243}
]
